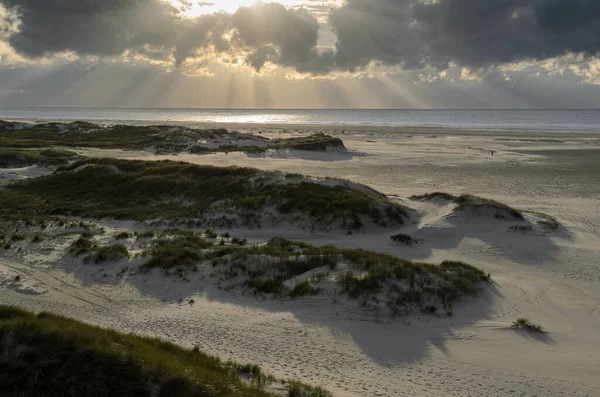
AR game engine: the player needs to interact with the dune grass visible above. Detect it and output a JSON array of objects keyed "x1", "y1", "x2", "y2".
[
  {"x1": 390, "y1": 233, "x2": 419, "y2": 245},
  {"x1": 271, "y1": 133, "x2": 345, "y2": 151},
  {"x1": 2, "y1": 158, "x2": 409, "y2": 230},
  {"x1": 139, "y1": 235, "x2": 488, "y2": 314},
  {"x1": 512, "y1": 317, "x2": 545, "y2": 332},
  {"x1": 0, "y1": 305, "x2": 332, "y2": 397},
  {"x1": 411, "y1": 192, "x2": 524, "y2": 220},
  {"x1": 0, "y1": 121, "x2": 343, "y2": 154},
  {"x1": 0, "y1": 149, "x2": 78, "y2": 168}
]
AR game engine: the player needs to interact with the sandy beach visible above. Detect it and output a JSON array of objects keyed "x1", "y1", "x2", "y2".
[{"x1": 1, "y1": 126, "x2": 600, "y2": 397}]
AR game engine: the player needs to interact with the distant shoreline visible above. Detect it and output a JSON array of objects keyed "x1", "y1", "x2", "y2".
[{"x1": 3, "y1": 117, "x2": 600, "y2": 138}]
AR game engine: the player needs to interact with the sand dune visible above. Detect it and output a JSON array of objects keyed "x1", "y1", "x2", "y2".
[{"x1": 1, "y1": 127, "x2": 600, "y2": 396}]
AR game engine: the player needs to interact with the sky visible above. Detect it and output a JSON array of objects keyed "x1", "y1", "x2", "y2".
[{"x1": 1, "y1": 0, "x2": 600, "y2": 109}]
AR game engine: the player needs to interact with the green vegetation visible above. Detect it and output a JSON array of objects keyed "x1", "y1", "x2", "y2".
[
  {"x1": 523, "y1": 211, "x2": 560, "y2": 230},
  {"x1": 411, "y1": 192, "x2": 524, "y2": 220},
  {"x1": 115, "y1": 231, "x2": 133, "y2": 240},
  {"x1": 409, "y1": 192, "x2": 456, "y2": 201},
  {"x1": 2, "y1": 158, "x2": 408, "y2": 230},
  {"x1": 512, "y1": 317, "x2": 545, "y2": 332},
  {"x1": 289, "y1": 280, "x2": 321, "y2": 298},
  {"x1": 84, "y1": 244, "x2": 129, "y2": 264},
  {"x1": 68, "y1": 238, "x2": 128, "y2": 263},
  {"x1": 0, "y1": 305, "x2": 331, "y2": 397},
  {"x1": 390, "y1": 233, "x2": 419, "y2": 245},
  {"x1": 271, "y1": 133, "x2": 345, "y2": 151},
  {"x1": 140, "y1": 236, "x2": 488, "y2": 315},
  {"x1": 0, "y1": 121, "x2": 343, "y2": 154},
  {"x1": 0, "y1": 148, "x2": 78, "y2": 168},
  {"x1": 10, "y1": 234, "x2": 26, "y2": 242}
]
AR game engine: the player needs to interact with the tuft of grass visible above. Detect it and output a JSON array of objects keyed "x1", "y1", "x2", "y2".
[
  {"x1": 410, "y1": 192, "x2": 456, "y2": 201},
  {"x1": 10, "y1": 234, "x2": 26, "y2": 242},
  {"x1": 390, "y1": 233, "x2": 418, "y2": 245},
  {"x1": 288, "y1": 280, "x2": 321, "y2": 298},
  {"x1": 84, "y1": 244, "x2": 129, "y2": 264},
  {"x1": 0, "y1": 148, "x2": 78, "y2": 168},
  {"x1": 288, "y1": 381, "x2": 333, "y2": 397},
  {"x1": 136, "y1": 231, "x2": 155, "y2": 239},
  {"x1": 114, "y1": 231, "x2": 133, "y2": 240},
  {"x1": 0, "y1": 305, "x2": 330, "y2": 397},
  {"x1": 69, "y1": 237, "x2": 94, "y2": 256},
  {"x1": 512, "y1": 317, "x2": 545, "y2": 332},
  {"x1": 141, "y1": 236, "x2": 212, "y2": 270}
]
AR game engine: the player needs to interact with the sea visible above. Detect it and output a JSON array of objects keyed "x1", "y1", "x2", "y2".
[{"x1": 1, "y1": 108, "x2": 600, "y2": 131}]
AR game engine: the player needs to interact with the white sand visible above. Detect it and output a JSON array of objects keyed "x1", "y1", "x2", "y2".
[{"x1": 1, "y1": 128, "x2": 600, "y2": 396}]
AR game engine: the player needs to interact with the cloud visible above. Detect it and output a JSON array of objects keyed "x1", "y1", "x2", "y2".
[
  {"x1": 329, "y1": 0, "x2": 600, "y2": 72},
  {"x1": 0, "y1": 0, "x2": 332, "y2": 74},
  {"x1": 2, "y1": 0, "x2": 600, "y2": 80}
]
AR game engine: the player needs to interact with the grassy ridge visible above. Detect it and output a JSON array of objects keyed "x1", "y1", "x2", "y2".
[
  {"x1": 137, "y1": 236, "x2": 489, "y2": 315},
  {"x1": 410, "y1": 192, "x2": 524, "y2": 220},
  {"x1": 0, "y1": 121, "x2": 343, "y2": 154},
  {"x1": 0, "y1": 149, "x2": 78, "y2": 168},
  {"x1": 2, "y1": 158, "x2": 408, "y2": 230},
  {"x1": 0, "y1": 305, "x2": 331, "y2": 397}
]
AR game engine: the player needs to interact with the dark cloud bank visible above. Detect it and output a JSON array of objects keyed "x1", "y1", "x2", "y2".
[{"x1": 2, "y1": 0, "x2": 600, "y2": 74}]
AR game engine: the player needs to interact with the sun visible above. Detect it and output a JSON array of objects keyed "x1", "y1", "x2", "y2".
[{"x1": 168, "y1": 0, "x2": 304, "y2": 17}]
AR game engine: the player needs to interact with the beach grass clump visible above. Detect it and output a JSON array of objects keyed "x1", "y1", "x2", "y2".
[
  {"x1": 410, "y1": 192, "x2": 457, "y2": 202},
  {"x1": 141, "y1": 232, "x2": 213, "y2": 270},
  {"x1": 0, "y1": 148, "x2": 78, "y2": 168},
  {"x1": 10, "y1": 234, "x2": 26, "y2": 242},
  {"x1": 114, "y1": 231, "x2": 133, "y2": 240},
  {"x1": 69, "y1": 237, "x2": 95, "y2": 256},
  {"x1": 0, "y1": 305, "x2": 327, "y2": 397},
  {"x1": 512, "y1": 317, "x2": 545, "y2": 332},
  {"x1": 411, "y1": 191, "x2": 524, "y2": 220},
  {"x1": 390, "y1": 233, "x2": 418, "y2": 245},
  {"x1": 523, "y1": 211, "x2": 560, "y2": 230},
  {"x1": 287, "y1": 381, "x2": 334, "y2": 397},
  {"x1": 453, "y1": 194, "x2": 524, "y2": 220},
  {"x1": 135, "y1": 231, "x2": 156, "y2": 239},
  {"x1": 288, "y1": 280, "x2": 322, "y2": 298},
  {"x1": 84, "y1": 244, "x2": 129, "y2": 264},
  {"x1": 272, "y1": 133, "x2": 345, "y2": 151}
]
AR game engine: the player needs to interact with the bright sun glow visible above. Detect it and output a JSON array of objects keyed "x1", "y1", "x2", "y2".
[{"x1": 169, "y1": 0, "x2": 306, "y2": 17}]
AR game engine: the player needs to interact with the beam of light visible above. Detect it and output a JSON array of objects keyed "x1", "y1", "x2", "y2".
[{"x1": 167, "y1": 0, "x2": 340, "y2": 18}]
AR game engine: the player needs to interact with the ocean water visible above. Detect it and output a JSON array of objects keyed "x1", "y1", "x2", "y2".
[{"x1": 1, "y1": 108, "x2": 600, "y2": 131}]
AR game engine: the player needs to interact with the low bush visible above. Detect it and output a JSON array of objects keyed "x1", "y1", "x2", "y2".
[{"x1": 512, "y1": 317, "x2": 544, "y2": 332}]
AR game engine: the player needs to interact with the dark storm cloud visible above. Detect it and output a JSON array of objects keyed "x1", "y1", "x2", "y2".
[
  {"x1": 0, "y1": 0, "x2": 331, "y2": 74},
  {"x1": 2, "y1": 0, "x2": 178, "y2": 57},
  {"x1": 3, "y1": 0, "x2": 600, "y2": 75},
  {"x1": 231, "y1": 3, "x2": 332, "y2": 73},
  {"x1": 329, "y1": 0, "x2": 600, "y2": 71}
]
